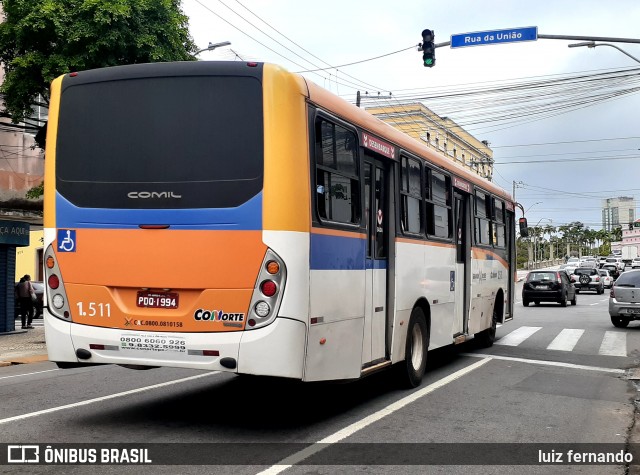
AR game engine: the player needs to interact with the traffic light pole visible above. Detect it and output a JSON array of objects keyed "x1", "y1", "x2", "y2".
[
  {"x1": 537, "y1": 34, "x2": 640, "y2": 44},
  {"x1": 422, "y1": 33, "x2": 640, "y2": 63},
  {"x1": 568, "y1": 41, "x2": 640, "y2": 64}
]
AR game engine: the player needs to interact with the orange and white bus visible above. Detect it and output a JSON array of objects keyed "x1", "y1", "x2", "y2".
[{"x1": 43, "y1": 61, "x2": 516, "y2": 387}]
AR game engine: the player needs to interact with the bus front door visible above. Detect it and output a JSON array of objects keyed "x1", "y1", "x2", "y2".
[{"x1": 363, "y1": 157, "x2": 388, "y2": 365}]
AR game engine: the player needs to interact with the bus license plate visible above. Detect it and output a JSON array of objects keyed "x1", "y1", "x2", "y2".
[{"x1": 137, "y1": 291, "x2": 179, "y2": 309}]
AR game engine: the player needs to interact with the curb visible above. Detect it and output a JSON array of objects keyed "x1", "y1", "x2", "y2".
[{"x1": 0, "y1": 354, "x2": 49, "y2": 366}]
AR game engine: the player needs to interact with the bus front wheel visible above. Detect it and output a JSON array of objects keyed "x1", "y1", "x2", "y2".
[{"x1": 398, "y1": 307, "x2": 429, "y2": 388}]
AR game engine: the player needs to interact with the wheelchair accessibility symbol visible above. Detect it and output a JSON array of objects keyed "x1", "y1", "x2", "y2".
[{"x1": 57, "y1": 229, "x2": 76, "y2": 252}]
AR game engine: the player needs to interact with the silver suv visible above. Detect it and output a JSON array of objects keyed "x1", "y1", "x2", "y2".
[{"x1": 571, "y1": 268, "x2": 605, "y2": 294}]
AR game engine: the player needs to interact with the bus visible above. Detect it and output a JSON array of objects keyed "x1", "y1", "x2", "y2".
[{"x1": 43, "y1": 61, "x2": 517, "y2": 387}]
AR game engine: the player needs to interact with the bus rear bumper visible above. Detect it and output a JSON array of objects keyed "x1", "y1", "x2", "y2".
[{"x1": 44, "y1": 313, "x2": 306, "y2": 378}]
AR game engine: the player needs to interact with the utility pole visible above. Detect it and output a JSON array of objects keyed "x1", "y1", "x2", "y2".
[{"x1": 513, "y1": 180, "x2": 523, "y2": 201}]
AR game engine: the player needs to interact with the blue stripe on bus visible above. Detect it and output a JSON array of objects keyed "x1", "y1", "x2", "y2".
[
  {"x1": 54, "y1": 191, "x2": 263, "y2": 230},
  {"x1": 310, "y1": 233, "x2": 387, "y2": 270},
  {"x1": 365, "y1": 259, "x2": 388, "y2": 270}
]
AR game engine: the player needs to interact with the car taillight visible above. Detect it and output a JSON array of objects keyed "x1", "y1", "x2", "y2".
[
  {"x1": 610, "y1": 287, "x2": 615, "y2": 298},
  {"x1": 595, "y1": 276, "x2": 600, "y2": 281},
  {"x1": 556, "y1": 272, "x2": 562, "y2": 283}
]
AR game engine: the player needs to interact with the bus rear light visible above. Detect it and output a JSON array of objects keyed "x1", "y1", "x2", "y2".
[
  {"x1": 266, "y1": 261, "x2": 280, "y2": 274},
  {"x1": 261, "y1": 280, "x2": 277, "y2": 297},
  {"x1": 246, "y1": 249, "x2": 287, "y2": 330},
  {"x1": 254, "y1": 301, "x2": 270, "y2": 317},
  {"x1": 52, "y1": 294, "x2": 65, "y2": 309},
  {"x1": 89, "y1": 344, "x2": 119, "y2": 351},
  {"x1": 48, "y1": 274, "x2": 60, "y2": 289},
  {"x1": 44, "y1": 245, "x2": 72, "y2": 322}
]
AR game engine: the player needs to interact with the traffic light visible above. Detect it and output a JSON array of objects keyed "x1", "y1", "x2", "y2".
[{"x1": 421, "y1": 29, "x2": 435, "y2": 67}]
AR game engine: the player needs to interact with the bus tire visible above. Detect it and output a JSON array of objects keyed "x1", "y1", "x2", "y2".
[
  {"x1": 476, "y1": 300, "x2": 500, "y2": 348},
  {"x1": 398, "y1": 306, "x2": 429, "y2": 388}
]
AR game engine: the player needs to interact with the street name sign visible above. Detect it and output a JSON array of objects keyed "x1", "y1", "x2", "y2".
[{"x1": 451, "y1": 26, "x2": 538, "y2": 49}]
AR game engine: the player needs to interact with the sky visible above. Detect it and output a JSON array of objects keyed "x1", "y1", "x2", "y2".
[{"x1": 181, "y1": 0, "x2": 640, "y2": 232}]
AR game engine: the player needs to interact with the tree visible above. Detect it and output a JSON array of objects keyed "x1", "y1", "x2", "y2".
[
  {"x1": 612, "y1": 226, "x2": 623, "y2": 243},
  {"x1": 0, "y1": 0, "x2": 197, "y2": 138}
]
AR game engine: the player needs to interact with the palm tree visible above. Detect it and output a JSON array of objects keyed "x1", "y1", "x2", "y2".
[{"x1": 543, "y1": 224, "x2": 556, "y2": 260}]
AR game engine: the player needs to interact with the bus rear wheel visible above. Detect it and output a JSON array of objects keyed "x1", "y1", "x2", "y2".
[
  {"x1": 476, "y1": 299, "x2": 500, "y2": 348},
  {"x1": 398, "y1": 307, "x2": 429, "y2": 388}
]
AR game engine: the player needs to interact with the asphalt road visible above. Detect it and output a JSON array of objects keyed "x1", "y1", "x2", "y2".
[{"x1": 0, "y1": 281, "x2": 638, "y2": 474}]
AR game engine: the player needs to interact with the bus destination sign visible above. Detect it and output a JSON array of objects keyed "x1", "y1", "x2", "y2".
[{"x1": 362, "y1": 133, "x2": 396, "y2": 159}]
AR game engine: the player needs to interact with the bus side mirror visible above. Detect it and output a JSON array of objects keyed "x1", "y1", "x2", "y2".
[{"x1": 519, "y1": 217, "x2": 529, "y2": 237}]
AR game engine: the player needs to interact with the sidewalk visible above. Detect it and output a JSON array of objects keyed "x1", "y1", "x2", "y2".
[{"x1": 0, "y1": 323, "x2": 48, "y2": 366}]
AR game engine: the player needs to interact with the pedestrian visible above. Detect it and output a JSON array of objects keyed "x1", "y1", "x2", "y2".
[{"x1": 16, "y1": 274, "x2": 35, "y2": 329}]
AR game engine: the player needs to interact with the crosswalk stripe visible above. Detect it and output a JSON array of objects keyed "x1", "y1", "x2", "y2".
[
  {"x1": 546, "y1": 329, "x2": 585, "y2": 351},
  {"x1": 598, "y1": 331, "x2": 627, "y2": 357},
  {"x1": 495, "y1": 326, "x2": 542, "y2": 346}
]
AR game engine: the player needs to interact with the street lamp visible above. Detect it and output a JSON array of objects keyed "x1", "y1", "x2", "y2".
[
  {"x1": 568, "y1": 41, "x2": 640, "y2": 64},
  {"x1": 195, "y1": 41, "x2": 232, "y2": 56},
  {"x1": 524, "y1": 201, "x2": 542, "y2": 215}
]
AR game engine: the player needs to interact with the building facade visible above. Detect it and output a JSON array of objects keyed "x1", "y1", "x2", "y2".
[
  {"x1": 0, "y1": 4, "x2": 45, "y2": 331},
  {"x1": 602, "y1": 196, "x2": 636, "y2": 232},
  {"x1": 365, "y1": 102, "x2": 494, "y2": 181}
]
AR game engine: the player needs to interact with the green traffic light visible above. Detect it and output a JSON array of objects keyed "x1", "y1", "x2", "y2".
[{"x1": 424, "y1": 59, "x2": 434, "y2": 66}]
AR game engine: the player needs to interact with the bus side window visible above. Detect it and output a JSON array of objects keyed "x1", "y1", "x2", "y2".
[
  {"x1": 314, "y1": 119, "x2": 360, "y2": 225},
  {"x1": 400, "y1": 156, "x2": 423, "y2": 235},
  {"x1": 474, "y1": 190, "x2": 491, "y2": 245},
  {"x1": 426, "y1": 168, "x2": 452, "y2": 239},
  {"x1": 493, "y1": 198, "x2": 506, "y2": 248}
]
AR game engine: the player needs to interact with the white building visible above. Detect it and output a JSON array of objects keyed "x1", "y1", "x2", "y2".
[{"x1": 602, "y1": 196, "x2": 636, "y2": 232}]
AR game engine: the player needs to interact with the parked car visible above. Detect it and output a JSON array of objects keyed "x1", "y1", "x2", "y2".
[
  {"x1": 14, "y1": 281, "x2": 44, "y2": 319},
  {"x1": 522, "y1": 270, "x2": 576, "y2": 307},
  {"x1": 609, "y1": 269, "x2": 640, "y2": 327},
  {"x1": 571, "y1": 267, "x2": 604, "y2": 294},
  {"x1": 632, "y1": 257, "x2": 640, "y2": 269},
  {"x1": 598, "y1": 269, "x2": 614, "y2": 289}
]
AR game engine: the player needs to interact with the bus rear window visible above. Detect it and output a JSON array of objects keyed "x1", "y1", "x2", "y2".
[{"x1": 56, "y1": 75, "x2": 263, "y2": 209}]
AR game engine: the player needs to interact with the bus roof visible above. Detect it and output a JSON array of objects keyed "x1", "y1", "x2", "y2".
[{"x1": 298, "y1": 72, "x2": 512, "y2": 203}]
